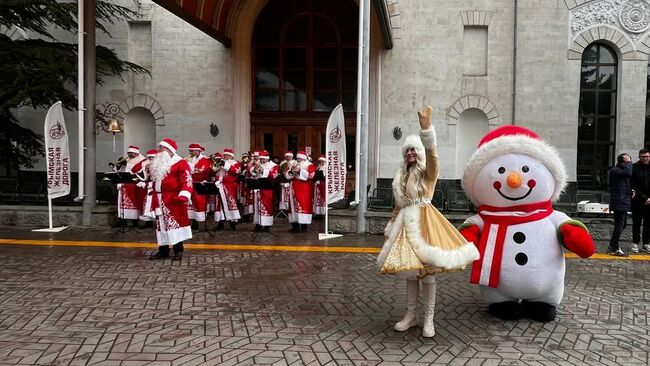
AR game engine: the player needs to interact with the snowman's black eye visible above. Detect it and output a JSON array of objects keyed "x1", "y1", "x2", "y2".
[
  {"x1": 498, "y1": 167, "x2": 506, "y2": 174},
  {"x1": 522, "y1": 166, "x2": 529, "y2": 173}
]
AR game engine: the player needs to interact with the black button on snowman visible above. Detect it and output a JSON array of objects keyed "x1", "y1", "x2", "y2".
[{"x1": 513, "y1": 232, "x2": 527, "y2": 265}]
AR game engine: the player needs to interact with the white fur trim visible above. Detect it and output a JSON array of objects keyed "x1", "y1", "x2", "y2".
[
  {"x1": 223, "y1": 151, "x2": 235, "y2": 157},
  {"x1": 159, "y1": 141, "x2": 176, "y2": 154},
  {"x1": 127, "y1": 147, "x2": 140, "y2": 154},
  {"x1": 156, "y1": 225, "x2": 192, "y2": 246},
  {"x1": 462, "y1": 134, "x2": 567, "y2": 205},
  {"x1": 297, "y1": 153, "x2": 307, "y2": 160},
  {"x1": 402, "y1": 135, "x2": 425, "y2": 164},
  {"x1": 377, "y1": 206, "x2": 480, "y2": 270},
  {"x1": 179, "y1": 190, "x2": 191, "y2": 200},
  {"x1": 419, "y1": 127, "x2": 436, "y2": 149}
]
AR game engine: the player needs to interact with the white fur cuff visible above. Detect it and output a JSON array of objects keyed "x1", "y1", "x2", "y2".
[
  {"x1": 179, "y1": 190, "x2": 191, "y2": 200},
  {"x1": 420, "y1": 127, "x2": 436, "y2": 149}
]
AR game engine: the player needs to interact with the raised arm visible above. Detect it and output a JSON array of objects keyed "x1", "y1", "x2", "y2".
[{"x1": 417, "y1": 106, "x2": 438, "y2": 182}]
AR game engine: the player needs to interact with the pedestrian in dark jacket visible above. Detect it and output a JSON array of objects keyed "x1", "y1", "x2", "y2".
[
  {"x1": 608, "y1": 153, "x2": 632, "y2": 256},
  {"x1": 631, "y1": 148, "x2": 650, "y2": 254}
]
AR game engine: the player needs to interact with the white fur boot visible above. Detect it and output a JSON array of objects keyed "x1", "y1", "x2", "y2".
[
  {"x1": 422, "y1": 279, "x2": 436, "y2": 337},
  {"x1": 394, "y1": 279, "x2": 419, "y2": 331}
]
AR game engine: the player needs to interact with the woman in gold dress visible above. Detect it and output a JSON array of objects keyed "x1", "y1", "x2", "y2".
[{"x1": 377, "y1": 106, "x2": 479, "y2": 337}]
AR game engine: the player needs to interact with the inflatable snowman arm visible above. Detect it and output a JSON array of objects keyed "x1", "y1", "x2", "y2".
[
  {"x1": 557, "y1": 220, "x2": 595, "y2": 258},
  {"x1": 457, "y1": 215, "x2": 483, "y2": 247}
]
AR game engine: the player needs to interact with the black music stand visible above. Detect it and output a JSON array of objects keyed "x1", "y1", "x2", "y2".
[
  {"x1": 105, "y1": 172, "x2": 140, "y2": 236},
  {"x1": 194, "y1": 182, "x2": 218, "y2": 238}
]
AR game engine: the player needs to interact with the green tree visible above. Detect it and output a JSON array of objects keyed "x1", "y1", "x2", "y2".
[{"x1": 0, "y1": 0, "x2": 148, "y2": 170}]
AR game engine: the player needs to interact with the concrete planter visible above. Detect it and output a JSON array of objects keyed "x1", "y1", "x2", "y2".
[{"x1": 0, "y1": 205, "x2": 117, "y2": 227}]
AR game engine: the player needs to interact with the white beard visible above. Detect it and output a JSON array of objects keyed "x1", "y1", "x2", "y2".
[{"x1": 150, "y1": 152, "x2": 173, "y2": 181}]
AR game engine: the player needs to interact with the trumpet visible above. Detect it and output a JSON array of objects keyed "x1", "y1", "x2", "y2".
[
  {"x1": 241, "y1": 152, "x2": 252, "y2": 166},
  {"x1": 108, "y1": 157, "x2": 128, "y2": 172},
  {"x1": 285, "y1": 160, "x2": 300, "y2": 178},
  {"x1": 184, "y1": 154, "x2": 193, "y2": 162},
  {"x1": 250, "y1": 160, "x2": 263, "y2": 177}
]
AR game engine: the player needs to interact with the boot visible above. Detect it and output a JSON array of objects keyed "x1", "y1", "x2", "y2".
[
  {"x1": 253, "y1": 224, "x2": 262, "y2": 232},
  {"x1": 299, "y1": 224, "x2": 307, "y2": 232},
  {"x1": 142, "y1": 221, "x2": 154, "y2": 229},
  {"x1": 263, "y1": 226, "x2": 270, "y2": 232},
  {"x1": 172, "y1": 242, "x2": 184, "y2": 261},
  {"x1": 131, "y1": 220, "x2": 140, "y2": 228},
  {"x1": 191, "y1": 220, "x2": 198, "y2": 230},
  {"x1": 394, "y1": 279, "x2": 419, "y2": 332},
  {"x1": 215, "y1": 221, "x2": 225, "y2": 231},
  {"x1": 229, "y1": 221, "x2": 237, "y2": 231},
  {"x1": 290, "y1": 223, "x2": 299, "y2": 232},
  {"x1": 422, "y1": 279, "x2": 436, "y2": 337},
  {"x1": 112, "y1": 219, "x2": 126, "y2": 228},
  {"x1": 149, "y1": 245, "x2": 169, "y2": 260}
]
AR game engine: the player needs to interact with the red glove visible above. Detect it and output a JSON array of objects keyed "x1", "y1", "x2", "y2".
[
  {"x1": 173, "y1": 195, "x2": 189, "y2": 205},
  {"x1": 559, "y1": 222, "x2": 595, "y2": 258},
  {"x1": 458, "y1": 224, "x2": 480, "y2": 247}
]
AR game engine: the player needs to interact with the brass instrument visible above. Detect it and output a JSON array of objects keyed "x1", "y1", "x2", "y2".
[
  {"x1": 210, "y1": 153, "x2": 226, "y2": 171},
  {"x1": 184, "y1": 154, "x2": 193, "y2": 162},
  {"x1": 286, "y1": 160, "x2": 300, "y2": 178},
  {"x1": 108, "y1": 157, "x2": 128, "y2": 172},
  {"x1": 250, "y1": 160, "x2": 263, "y2": 177},
  {"x1": 241, "y1": 152, "x2": 252, "y2": 166}
]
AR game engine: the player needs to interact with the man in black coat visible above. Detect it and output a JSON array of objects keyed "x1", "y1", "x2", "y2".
[
  {"x1": 608, "y1": 153, "x2": 632, "y2": 256},
  {"x1": 631, "y1": 148, "x2": 650, "y2": 254}
]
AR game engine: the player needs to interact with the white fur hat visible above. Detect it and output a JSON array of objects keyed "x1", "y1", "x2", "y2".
[
  {"x1": 462, "y1": 126, "x2": 567, "y2": 204},
  {"x1": 401, "y1": 134, "x2": 426, "y2": 165}
]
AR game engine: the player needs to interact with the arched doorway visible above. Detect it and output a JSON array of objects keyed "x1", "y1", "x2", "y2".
[
  {"x1": 251, "y1": 0, "x2": 358, "y2": 164},
  {"x1": 124, "y1": 107, "x2": 156, "y2": 156}
]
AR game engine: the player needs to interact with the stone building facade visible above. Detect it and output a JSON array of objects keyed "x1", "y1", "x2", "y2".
[{"x1": 9, "y1": 0, "x2": 650, "y2": 193}]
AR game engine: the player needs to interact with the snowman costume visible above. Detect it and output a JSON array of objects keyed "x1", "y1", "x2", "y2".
[
  {"x1": 377, "y1": 107, "x2": 479, "y2": 337},
  {"x1": 459, "y1": 126, "x2": 595, "y2": 322}
]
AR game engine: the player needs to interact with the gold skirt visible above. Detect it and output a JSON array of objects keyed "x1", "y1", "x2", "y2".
[{"x1": 380, "y1": 204, "x2": 471, "y2": 276}]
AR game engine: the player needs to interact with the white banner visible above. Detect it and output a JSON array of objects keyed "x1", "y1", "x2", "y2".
[
  {"x1": 44, "y1": 102, "x2": 71, "y2": 199},
  {"x1": 326, "y1": 104, "x2": 346, "y2": 204}
]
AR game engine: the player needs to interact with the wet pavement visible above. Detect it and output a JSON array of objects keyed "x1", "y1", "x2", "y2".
[{"x1": 0, "y1": 219, "x2": 647, "y2": 365}]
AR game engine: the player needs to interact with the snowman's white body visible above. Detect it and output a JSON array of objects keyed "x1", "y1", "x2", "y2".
[
  {"x1": 464, "y1": 210, "x2": 570, "y2": 305},
  {"x1": 464, "y1": 153, "x2": 574, "y2": 306}
]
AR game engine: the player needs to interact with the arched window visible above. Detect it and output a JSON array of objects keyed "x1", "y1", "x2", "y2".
[
  {"x1": 577, "y1": 43, "x2": 617, "y2": 189},
  {"x1": 253, "y1": 0, "x2": 358, "y2": 112},
  {"x1": 646, "y1": 60, "x2": 650, "y2": 148}
]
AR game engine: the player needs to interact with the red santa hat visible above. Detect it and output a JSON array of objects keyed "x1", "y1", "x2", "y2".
[
  {"x1": 318, "y1": 155, "x2": 326, "y2": 162},
  {"x1": 462, "y1": 125, "x2": 567, "y2": 205},
  {"x1": 188, "y1": 143, "x2": 202, "y2": 151},
  {"x1": 213, "y1": 152, "x2": 223, "y2": 158},
  {"x1": 284, "y1": 151, "x2": 294, "y2": 157},
  {"x1": 296, "y1": 151, "x2": 307, "y2": 160},
  {"x1": 252, "y1": 150, "x2": 260, "y2": 157},
  {"x1": 146, "y1": 149, "x2": 157, "y2": 158},
  {"x1": 223, "y1": 148, "x2": 235, "y2": 157},
  {"x1": 159, "y1": 138, "x2": 178, "y2": 154},
  {"x1": 127, "y1": 145, "x2": 140, "y2": 154},
  {"x1": 259, "y1": 150, "x2": 270, "y2": 159}
]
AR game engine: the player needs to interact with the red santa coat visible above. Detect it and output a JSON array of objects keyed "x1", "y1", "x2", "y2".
[
  {"x1": 289, "y1": 161, "x2": 315, "y2": 224},
  {"x1": 253, "y1": 161, "x2": 278, "y2": 226},
  {"x1": 313, "y1": 166, "x2": 326, "y2": 215},
  {"x1": 278, "y1": 160, "x2": 293, "y2": 211},
  {"x1": 215, "y1": 160, "x2": 241, "y2": 221},
  {"x1": 118, "y1": 155, "x2": 146, "y2": 220},
  {"x1": 150, "y1": 155, "x2": 193, "y2": 246},
  {"x1": 138, "y1": 160, "x2": 155, "y2": 221},
  {"x1": 187, "y1": 155, "x2": 212, "y2": 221}
]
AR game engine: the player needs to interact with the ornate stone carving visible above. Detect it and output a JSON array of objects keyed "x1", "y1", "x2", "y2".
[
  {"x1": 569, "y1": 0, "x2": 650, "y2": 51},
  {"x1": 619, "y1": 0, "x2": 650, "y2": 33}
]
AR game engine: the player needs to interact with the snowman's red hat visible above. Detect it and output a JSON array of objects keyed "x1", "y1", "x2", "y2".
[{"x1": 462, "y1": 125, "x2": 567, "y2": 204}]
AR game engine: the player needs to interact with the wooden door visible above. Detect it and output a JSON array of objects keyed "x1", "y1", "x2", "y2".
[{"x1": 253, "y1": 126, "x2": 305, "y2": 160}]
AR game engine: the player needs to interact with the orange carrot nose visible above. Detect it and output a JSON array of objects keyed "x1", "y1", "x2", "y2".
[{"x1": 507, "y1": 172, "x2": 522, "y2": 188}]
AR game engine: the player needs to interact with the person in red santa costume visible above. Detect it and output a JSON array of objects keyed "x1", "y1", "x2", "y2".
[
  {"x1": 243, "y1": 151, "x2": 260, "y2": 220},
  {"x1": 210, "y1": 152, "x2": 225, "y2": 227},
  {"x1": 117, "y1": 145, "x2": 147, "y2": 227},
  {"x1": 148, "y1": 138, "x2": 193, "y2": 261},
  {"x1": 138, "y1": 149, "x2": 158, "y2": 228},
  {"x1": 278, "y1": 151, "x2": 295, "y2": 212},
  {"x1": 213, "y1": 148, "x2": 242, "y2": 231},
  {"x1": 250, "y1": 150, "x2": 278, "y2": 231},
  {"x1": 287, "y1": 150, "x2": 315, "y2": 232},
  {"x1": 186, "y1": 143, "x2": 211, "y2": 229},
  {"x1": 313, "y1": 155, "x2": 327, "y2": 216},
  {"x1": 458, "y1": 126, "x2": 595, "y2": 322}
]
